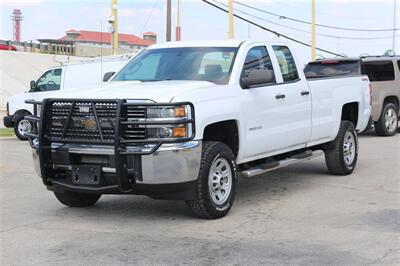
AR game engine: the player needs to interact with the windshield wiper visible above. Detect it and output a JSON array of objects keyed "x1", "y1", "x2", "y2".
[{"x1": 140, "y1": 78, "x2": 174, "y2": 82}]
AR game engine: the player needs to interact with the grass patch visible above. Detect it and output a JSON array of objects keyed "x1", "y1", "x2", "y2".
[{"x1": 0, "y1": 128, "x2": 15, "y2": 137}]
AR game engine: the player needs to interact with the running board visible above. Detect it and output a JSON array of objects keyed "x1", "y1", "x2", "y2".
[{"x1": 240, "y1": 150, "x2": 324, "y2": 178}]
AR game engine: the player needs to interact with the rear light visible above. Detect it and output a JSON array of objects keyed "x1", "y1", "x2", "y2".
[
  {"x1": 369, "y1": 84, "x2": 372, "y2": 106},
  {"x1": 321, "y1": 60, "x2": 339, "y2": 64}
]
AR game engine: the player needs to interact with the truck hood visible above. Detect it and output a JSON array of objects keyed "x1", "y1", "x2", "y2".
[{"x1": 50, "y1": 80, "x2": 217, "y2": 102}]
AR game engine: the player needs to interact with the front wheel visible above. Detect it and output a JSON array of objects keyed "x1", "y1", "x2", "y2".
[
  {"x1": 324, "y1": 121, "x2": 358, "y2": 175},
  {"x1": 14, "y1": 115, "x2": 33, "y2": 141},
  {"x1": 187, "y1": 142, "x2": 237, "y2": 219},
  {"x1": 54, "y1": 191, "x2": 101, "y2": 207}
]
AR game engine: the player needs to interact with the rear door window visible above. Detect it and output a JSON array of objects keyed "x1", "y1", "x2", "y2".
[
  {"x1": 361, "y1": 60, "x2": 395, "y2": 81},
  {"x1": 304, "y1": 60, "x2": 360, "y2": 79},
  {"x1": 272, "y1": 46, "x2": 299, "y2": 82}
]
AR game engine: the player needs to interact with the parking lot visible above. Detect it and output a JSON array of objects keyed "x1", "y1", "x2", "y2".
[{"x1": 0, "y1": 133, "x2": 399, "y2": 265}]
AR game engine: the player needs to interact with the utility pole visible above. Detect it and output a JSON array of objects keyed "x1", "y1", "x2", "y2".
[
  {"x1": 393, "y1": 0, "x2": 397, "y2": 54},
  {"x1": 311, "y1": 0, "x2": 316, "y2": 61},
  {"x1": 166, "y1": 0, "x2": 172, "y2": 42},
  {"x1": 228, "y1": 0, "x2": 234, "y2": 39},
  {"x1": 176, "y1": 0, "x2": 181, "y2": 41},
  {"x1": 109, "y1": 0, "x2": 118, "y2": 55}
]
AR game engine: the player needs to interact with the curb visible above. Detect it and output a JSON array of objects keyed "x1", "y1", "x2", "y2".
[{"x1": 0, "y1": 136, "x2": 17, "y2": 140}]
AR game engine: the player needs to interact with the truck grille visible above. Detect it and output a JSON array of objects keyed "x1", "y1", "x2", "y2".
[
  {"x1": 121, "y1": 106, "x2": 147, "y2": 141},
  {"x1": 45, "y1": 100, "x2": 148, "y2": 144},
  {"x1": 47, "y1": 101, "x2": 119, "y2": 143}
]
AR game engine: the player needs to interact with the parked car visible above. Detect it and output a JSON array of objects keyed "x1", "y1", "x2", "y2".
[
  {"x1": 0, "y1": 44, "x2": 17, "y2": 51},
  {"x1": 305, "y1": 56, "x2": 400, "y2": 136},
  {"x1": 25, "y1": 40, "x2": 371, "y2": 219},
  {"x1": 3, "y1": 54, "x2": 132, "y2": 140}
]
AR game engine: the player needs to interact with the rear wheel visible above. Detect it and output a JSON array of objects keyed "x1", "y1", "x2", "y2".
[
  {"x1": 187, "y1": 142, "x2": 237, "y2": 219},
  {"x1": 375, "y1": 103, "x2": 398, "y2": 136},
  {"x1": 14, "y1": 115, "x2": 33, "y2": 141},
  {"x1": 54, "y1": 191, "x2": 101, "y2": 207},
  {"x1": 324, "y1": 121, "x2": 358, "y2": 175}
]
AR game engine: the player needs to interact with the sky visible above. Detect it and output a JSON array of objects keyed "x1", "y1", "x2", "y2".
[{"x1": 0, "y1": 0, "x2": 399, "y2": 65}]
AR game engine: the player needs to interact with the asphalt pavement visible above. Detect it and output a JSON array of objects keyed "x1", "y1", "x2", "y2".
[{"x1": 0, "y1": 133, "x2": 399, "y2": 265}]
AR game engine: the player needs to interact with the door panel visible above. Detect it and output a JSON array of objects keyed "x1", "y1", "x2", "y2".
[{"x1": 242, "y1": 45, "x2": 312, "y2": 159}]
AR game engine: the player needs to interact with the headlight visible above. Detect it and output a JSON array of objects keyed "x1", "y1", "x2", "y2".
[
  {"x1": 147, "y1": 125, "x2": 187, "y2": 139},
  {"x1": 123, "y1": 103, "x2": 194, "y2": 142},
  {"x1": 147, "y1": 106, "x2": 187, "y2": 119}
]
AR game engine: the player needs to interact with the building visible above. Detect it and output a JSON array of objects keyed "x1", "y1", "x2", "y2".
[
  {"x1": 142, "y1": 32, "x2": 157, "y2": 43},
  {"x1": 37, "y1": 30, "x2": 156, "y2": 57}
]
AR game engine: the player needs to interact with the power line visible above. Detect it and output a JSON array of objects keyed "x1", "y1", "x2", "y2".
[
  {"x1": 214, "y1": 0, "x2": 400, "y2": 40},
  {"x1": 233, "y1": 0, "x2": 400, "y2": 32},
  {"x1": 200, "y1": 0, "x2": 343, "y2": 57},
  {"x1": 140, "y1": 0, "x2": 160, "y2": 36}
]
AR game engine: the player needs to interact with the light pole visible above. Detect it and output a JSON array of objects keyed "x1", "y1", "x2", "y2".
[
  {"x1": 393, "y1": 0, "x2": 397, "y2": 54},
  {"x1": 311, "y1": 0, "x2": 316, "y2": 61},
  {"x1": 228, "y1": 0, "x2": 234, "y2": 39},
  {"x1": 166, "y1": 0, "x2": 172, "y2": 42},
  {"x1": 176, "y1": 0, "x2": 181, "y2": 41},
  {"x1": 109, "y1": 0, "x2": 118, "y2": 55}
]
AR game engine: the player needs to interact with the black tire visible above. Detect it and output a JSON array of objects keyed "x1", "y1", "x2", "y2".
[
  {"x1": 187, "y1": 142, "x2": 237, "y2": 219},
  {"x1": 54, "y1": 191, "x2": 101, "y2": 207},
  {"x1": 324, "y1": 121, "x2": 358, "y2": 175},
  {"x1": 375, "y1": 102, "x2": 398, "y2": 136},
  {"x1": 13, "y1": 115, "x2": 33, "y2": 141}
]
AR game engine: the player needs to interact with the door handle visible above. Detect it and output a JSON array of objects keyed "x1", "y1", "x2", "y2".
[
  {"x1": 301, "y1": 91, "x2": 310, "y2": 96},
  {"x1": 275, "y1": 94, "x2": 286, "y2": 99}
]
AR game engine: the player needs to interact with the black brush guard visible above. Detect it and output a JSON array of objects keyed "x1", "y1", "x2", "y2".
[{"x1": 25, "y1": 98, "x2": 195, "y2": 193}]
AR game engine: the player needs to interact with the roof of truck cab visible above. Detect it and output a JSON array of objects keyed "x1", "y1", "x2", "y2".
[
  {"x1": 147, "y1": 40, "x2": 289, "y2": 49},
  {"x1": 148, "y1": 40, "x2": 246, "y2": 49}
]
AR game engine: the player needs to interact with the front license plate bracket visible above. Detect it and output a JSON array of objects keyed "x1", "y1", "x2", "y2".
[{"x1": 71, "y1": 165, "x2": 101, "y2": 185}]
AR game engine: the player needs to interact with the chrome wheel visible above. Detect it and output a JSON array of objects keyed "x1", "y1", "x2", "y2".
[
  {"x1": 384, "y1": 107, "x2": 398, "y2": 133},
  {"x1": 208, "y1": 157, "x2": 232, "y2": 205},
  {"x1": 18, "y1": 119, "x2": 32, "y2": 136},
  {"x1": 343, "y1": 131, "x2": 356, "y2": 166}
]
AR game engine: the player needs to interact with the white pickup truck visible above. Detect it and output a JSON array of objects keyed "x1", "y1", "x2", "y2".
[{"x1": 26, "y1": 40, "x2": 371, "y2": 219}]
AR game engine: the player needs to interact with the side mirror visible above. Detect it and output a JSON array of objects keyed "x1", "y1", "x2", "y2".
[
  {"x1": 103, "y1": 72, "x2": 116, "y2": 82},
  {"x1": 241, "y1": 69, "x2": 275, "y2": 89},
  {"x1": 30, "y1": 80, "x2": 36, "y2": 91}
]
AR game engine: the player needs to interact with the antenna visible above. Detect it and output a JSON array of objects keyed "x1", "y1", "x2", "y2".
[{"x1": 101, "y1": 21, "x2": 104, "y2": 82}]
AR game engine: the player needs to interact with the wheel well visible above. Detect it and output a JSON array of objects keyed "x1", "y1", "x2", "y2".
[
  {"x1": 12, "y1": 109, "x2": 31, "y2": 122},
  {"x1": 383, "y1": 96, "x2": 399, "y2": 108},
  {"x1": 203, "y1": 120, "x2": 239, "y2": 158},
  {"x1": 341, "y1": 102, "x2": 359, "y2": 127}
]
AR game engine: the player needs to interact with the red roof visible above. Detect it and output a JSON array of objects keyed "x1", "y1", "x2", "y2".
[
  {"x1": 60, "y1": 30, "x2": 153, "y2": 46},
  {"x1": 143, "y1": 31, "x2": 157, "y2": 36}
]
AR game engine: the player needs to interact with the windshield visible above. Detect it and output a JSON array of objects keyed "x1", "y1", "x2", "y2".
[{"x1": 112, "y1": 47, "x2": 238, "y2": 84}]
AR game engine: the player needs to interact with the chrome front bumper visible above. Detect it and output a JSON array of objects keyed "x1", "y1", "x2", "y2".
[{"x1": 32, "y1": 141, "x2": 202, "y2": 185}]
